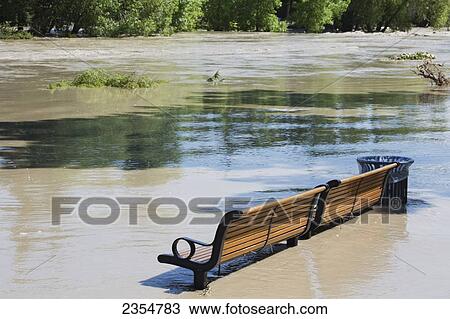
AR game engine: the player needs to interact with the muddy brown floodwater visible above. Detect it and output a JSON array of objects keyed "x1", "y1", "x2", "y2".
[{"x1": 1, "y1": 29, "x2": 450, "y2": 298}]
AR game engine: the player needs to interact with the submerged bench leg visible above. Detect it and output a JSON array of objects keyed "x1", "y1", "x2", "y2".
[
  {"x1": 194, "y1": 271, "x2": 208, "y2": 290},
  {"x1": 286, "y1": 237, "x2": 298, "y2": 247},
  {"x1": 299, "y1": 230, "x2": 312, "y2": 240}
]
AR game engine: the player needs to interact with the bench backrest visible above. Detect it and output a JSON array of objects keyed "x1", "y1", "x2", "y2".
[
  {"x1": 320, "y1": 163, "x2": 397, "y2": 225},
  {"x1": 219, "y1": 186, "x2": 326, "y2": 263}
]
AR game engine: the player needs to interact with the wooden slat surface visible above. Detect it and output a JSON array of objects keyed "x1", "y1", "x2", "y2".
[
  {"x1": 180, "y1": 246, "x2": 212, "y2": 263},
  {"x1": 219, "y1": 186, "x2": 325, "y2": 263},
  {"x1": 321, "y1": 164, "x2": 396, "y2": 225}
]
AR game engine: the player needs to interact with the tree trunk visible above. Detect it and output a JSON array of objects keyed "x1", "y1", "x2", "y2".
[
  {"x1": 286, "y1": 0, "x2": 293, "y2": 20},
  {"x1": 72, "y1": 24, "x2": 81, "y2": 35}
]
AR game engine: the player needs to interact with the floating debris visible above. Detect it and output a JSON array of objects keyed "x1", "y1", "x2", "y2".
[
  {"x1": 207, "y1": 70, "x2": 224, "y2": 84},
  {"x1": 414, "y1": 60, "x2": 449, "y2": 87}
]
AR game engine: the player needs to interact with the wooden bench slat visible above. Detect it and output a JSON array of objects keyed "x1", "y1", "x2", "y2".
[
  {"x1": 340, "y1": 163, "x2": 396, "y2": 184},
  {"x1": 220, "y1": 188, "x2": 322, "y2": 262},
  {"x1": 244, "y1": 187, "x2": 326, "y2": 215},
  {"x1": 326, "y1": 183, "x2": 384, "y2": 206},
  {"x1": 223, "y1": 229, "x2": 270, "y2": 251},
  {"x1": 323, "y1": 187, "x2": 384, "y2": 222},
  {"x1": 227, "y1": 197, "x2": 315, "y2": 229},
  {"x1": 222, "y1": 236, "x2": 268, "y2": 256},
  {"x1": 225, "y1": 225, "x2": 271, "y2": 240},
  {"x1": 326, "y1": 174, "x2": 385, "y2": 196},
  {"x1": 221, "y1": 241, "x2": 267, "y2": 262},
  {"x1": 267, "y1": 226, "x2": 307, "y2": 245}
]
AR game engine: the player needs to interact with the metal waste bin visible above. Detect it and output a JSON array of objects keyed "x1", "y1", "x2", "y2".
[{"x1": 357, "y1": 156, "x2": 414, "y2": 209}]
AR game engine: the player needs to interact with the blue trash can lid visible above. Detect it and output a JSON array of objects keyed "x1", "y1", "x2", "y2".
[{"x1": 357, "y1": 156, "x2": 414, "y2": 165}]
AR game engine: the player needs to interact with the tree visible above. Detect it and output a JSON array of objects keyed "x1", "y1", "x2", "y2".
[
  {"x1": 279, "y1": 0, "x2": 295, "y2": 20},
  {"x1": 2, "y1": 0, "x2": 449, "y2": 36},
  {"x1": 204, "y1": 0, "x2": 284, "y2": 31},
  {"x1": 341, "y1": 0, "x2": 412, "y2": 32},
  {"x1": 29, "y1": 0, "x2": 60, "y2": 34},
  {"x1": 292, "y1": 0, "x2": 350, "y2": 32},
  {"x1": 55, "y1": 0, "x2": 118, "y2": 34},
  {"x1": 173, "y1": 0, "x2": 205, "y2": 31},
  {"x1": 0, "y1": 0, "x2": 31, "y2": 28},
  {"x1": 235, "y1": 0, "x2": 284, "y2": 31},
  {"x1": 413, "y1": 0, "x2": 450, "y2": 29},
  {"x1": 204, "y1": 0, "x2": 237, "y2": 30},
  {"x1": 89, "y1": 0, "x2": 179, "y2": 36}
]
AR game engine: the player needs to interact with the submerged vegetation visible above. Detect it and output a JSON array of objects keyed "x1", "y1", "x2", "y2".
[
  {"x1": 415, "y1": 61, "x2": 449, "y2": 87},
  {"x1": 0, "y1": 0, "x2": 449, "y2": 36},
  {"x1": 49, "y1": 69, "x2": 163, "y2": 90},
  {"x1": 391, "y1": 52, "x2": 436, "y2": 61}
]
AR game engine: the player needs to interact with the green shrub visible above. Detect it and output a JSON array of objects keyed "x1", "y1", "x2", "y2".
[
  {"x1": 0, "y1": 23, "x2": 32, "y2": 39},
  {"x1": 49, "y1": 69, "x2": 163, "y2": 89}
]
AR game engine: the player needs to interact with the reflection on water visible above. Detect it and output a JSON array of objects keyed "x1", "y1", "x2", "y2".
[
  {"x1": 1, "y1": 32, "x2": 450, "y2": 298},
  {"x1": 1, "y1": 91, "x2": 449, "y2": 171},
  {"x1": 0, "y1": 114, "x2": 180, "y2": 170}
]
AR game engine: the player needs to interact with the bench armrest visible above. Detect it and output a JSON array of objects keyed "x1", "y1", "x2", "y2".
[{"x1": 171, "y1": 237, "x2": 212, "y2": 260}]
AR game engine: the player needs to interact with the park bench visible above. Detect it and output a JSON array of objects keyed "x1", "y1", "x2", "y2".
[{"x1": 158, "y1": 163, "x2": 398, "y2": 289}]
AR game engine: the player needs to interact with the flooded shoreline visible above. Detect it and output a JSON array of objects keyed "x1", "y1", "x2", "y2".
[{"x1": 1, "y1": 31, "x2": 450, "y2": 298}]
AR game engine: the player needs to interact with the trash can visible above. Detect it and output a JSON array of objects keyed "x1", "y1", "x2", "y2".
[{"x1": 357, "y1": 156, "x2": 414, "y2": 210}]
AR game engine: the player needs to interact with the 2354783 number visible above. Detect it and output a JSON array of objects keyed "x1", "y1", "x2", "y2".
[{"x1": 122, "y1": 302, "x2": 180, "y2": 315}]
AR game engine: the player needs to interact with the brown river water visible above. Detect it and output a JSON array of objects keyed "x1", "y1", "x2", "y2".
[{"x1": 1, "y1": 30, "x2": 450, "y2": 298}]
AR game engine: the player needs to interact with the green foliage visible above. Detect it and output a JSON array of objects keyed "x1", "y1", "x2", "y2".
[
  {"x1": 235, "y1": 0, "x2": 284, "y2": 31},
  {"x1": 204, "y1": 0, "x2": 285, "y2": 31},
  {"x1": 204, "y1": 0, "x2": 238, "y2": 30},
  {"x1": 55, "y1": 0, "x2": 116, "y2": 34},
  {"x1": 49, "y1": 69, "x2": 163, "y2": 89},
  {"x1": 341, "y1": 0, "x2": 449, "y2": 32},
  {"x1": 92, "y1": 0, "x2": 179, "y2": 36},
  {"x1": 0, "y1": 23, "x2": 33, "y2": 39},
  {"x1": 173, "y1": 0, "x2": 205, "y2": 31},
  {"x1": 415, "y1": 0, "x2": 450, "y2": 29},
  {"x1": 268, "y1": 16, "x2": 289, "y2": 32},
  {"x1": 390, "y1": 51, "x2": 436, "y2": 61},
  {"x1": 0, "y1": 0, "x2": 32, "y2": 27},
  {"x1": 292, "y1": 0, "x2": 350, "y2": 32},
  {"x1": 1, "y1": 0, "x2": 449, "y2": 35}
]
